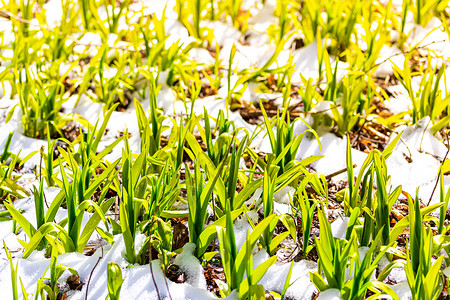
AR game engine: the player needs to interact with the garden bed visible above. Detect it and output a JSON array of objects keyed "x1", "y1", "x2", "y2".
[{"x1": 1, "y1": 0, "x2": 450, "y2": 299}]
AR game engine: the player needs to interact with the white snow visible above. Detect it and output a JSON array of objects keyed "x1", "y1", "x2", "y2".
[
  {"x1": 0, "y1": 124, "x2": 48, "y2": 170},
  {"x1": 290, "y1": 40, "x2": 349, "y2": 84},
  {"x1": 374, "y1": 45, "x2": 405, "y2": 78},
  {"x1": 390, "y1": 282, "x2": 411, "y2": 300},
  {"x1": 407, "y1": 17, "x2": 450, "y2": 58},
  {"x1": 330, "y1": 217, "x2": 349, "y2": 240},
  {"x1": 297, "y1": 132, "x2": 368, "y2": 181},
  {"x1": 378, "y1": 255, "x2": 407, "y2": 284},
  {"x1": 253, "y1": 250, "x2": 317, "y2": 299},
  {"x1": 0, "y1": 233, "x2": 225, "y2": 300},
  {"x1": 247, "y1": 0, "x2": 277, "y2": 33},
  {"x1": 201, "y1": 21, "x2": 241, "y2": 49},
  {"x1": 317, "y1": 288, "x2": 343, "y2": 300},
  {"x1": 233, "y1": 217, "x2": 254, "y2": 251},
  {"x1": 386, "y1": 117, "x2": 450, "y2": 206},
  {"x1": 172, "y1": 243, "x2": 207, "y2": 290}
]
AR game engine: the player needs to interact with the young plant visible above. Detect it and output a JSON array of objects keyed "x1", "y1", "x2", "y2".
[
  {"x1": 359, "y1": 1, "x2": 390, "y2": 73},
  {"x1": 145, "y1": 164, "x2": 181, "y2": 220},
  {"x1": 6, "y1": 60, "x2": 83, "y2": 139},
  {"x1": 166, "y1": 115, "x2": 196, "y2": 171},
  {"x1": 43, "y1": 0, "x2": 78, "y2": 62},
  {"x1": 135, "y1": 74, "x2": 165, "y2": 157},
  {"x1": 216, "y1": 213, "x2": 278, "y2": 298},
  {"x1": 223, "y1": 136, "x2": 247, "y2": 212},
  {"x1": 260, "y1": 161, "x2": 278, "y2": 255},
  {"x1": 0, "y1": 140, "x2": 29, "y2": 200},
  {"x1": 140, "y1": 218, "x2": 176, "y2": 272},
  {"x1": 294, "y1": 174, "x2": 322, "y2": 257},
  {"x1": 5, "y1": 188, "x2": 64, "y2": 249},
  {"x1": 438, "y1": 169, "x2": 450, "y2": 234},
  {"x1": 4, "y1": 240, "x2": 31, "y2": 299},
  {"x1": 184, "y1": 126, "x2": 230, "y2": 217},
  {"x1": 6, "y1": 155, "x2": 114, "y2": 258},
  {"x1": 311, "y1": 206, "x2": 399, "y2": 299},
  {"x1": 275, "y1": 0, "x2": 291, "y2": 43},
  {"x1": 372, "y1": 151, "x2": 403, "y2": 246},
  {"x1": 393, "y1": 55, "x2": 450, "y2": 131},
  {"x1": 39, "y1": 129, "x2": 58, "y2": 187},
  {"x1": 35, "y1": 240, "x2": 78, "y2": 300},
  {"x1": 139, "y1": 39, "x2": 189, "y2": 87},
  {"x1": 298, "y1": 75, "x2": 321, "y2": 113},
  {"x1": 107, "y1": 262, "x2": 124, "y2": 300},
  {"x1": 135, "y1": 164, "x2": 182, "y2": 267},
  {"x1": 4, "y1": 240, "x2": 20, "y2": 300},
  {"x1": 260, "y1": 101, "x2": 321, "y2": 174},
  {"x1": 77, "y1": 46, "x2": 135, "y2": 110},
  {"x1": 184, "y1": 66, "x2": 204, "y2": 117},
  {"x1": 254, "y1": 158, "x2": 299, "y2": 256},
  {"x1": 177, "y1": 0, "x2": 203, "y2": 39},
  {"x1": 78, "y1": 0, "x2": 91, "y2": 30},
  {"x1": 185, "y1": 159, "x2": 225, "y2": 258},
  {"x1": 232, "y1": 32, "x2": 294, "y2": 89},
  {"x1": 342, "y1": 132, "x2": 402, "y2": 245},
  {"x1": 56, "y1": 105, "x2": 123, "y2": 205},
  {"x1": 345, "y1": 231, "x2": 399, "y2": 300},
  {"x1": 104, "y1": 0, "x2": 130, "y2": 35},
  {"x1": 120, "y1": 138, "x2": 148, "y2": 264},
  {"x1": 300, "y1": 0, "x2": 322, "y2": 45},
  {"x1": 325, "y1": 0, "x2": 363, "y2": 54},
  {"x1": 405, "y1": 191, "x2": 445, "y2": 299},
  {"x1": 32, "y1": 179, "x2": 46, "y2": 248},
  {"x1": 407, "y1": 0, "x2": 447, "y2": 26},
  {"x1": 311, "y1": 205, "x2": 350, "y2": 293},
  {"x1": 6, "y1": 0, "x2": 39, "y2": 76},
  {"x1": 301, "y1": 0, "x2": 362, "y2": 53},
  {"x1": 328, "y1": 72, "x2": 366, "y2": 135},
  {"x1": 203, "y1": 108, "x2": 235, "y2": 167},
  {"x1": 57, "y1": 143, "x2": 121, "y2": 207},
  {"x1": 0, "y1": 132, "x2": 14, "y2": 164},
  {"x1": 225, "y1": 44, "x2": 237, "y2": 116},
  {"x1": 79, "y1": 0, "x2": 131, "y2": 38}
]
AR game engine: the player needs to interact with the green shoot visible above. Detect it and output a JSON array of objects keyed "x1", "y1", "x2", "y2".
[{"x1": 107, "y1": 262, "x2": 124, "y2": 300}]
